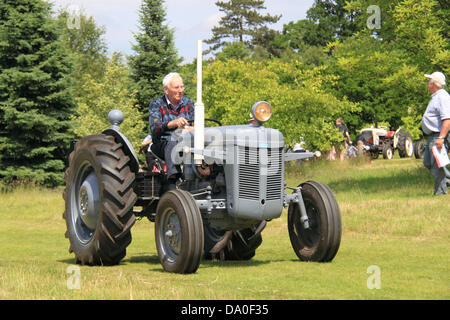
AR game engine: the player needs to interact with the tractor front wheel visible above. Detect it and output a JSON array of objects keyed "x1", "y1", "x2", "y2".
[
  {"x1": 155, "y1": 190, "x2": 204, "y2": 273},
  {"x1": 414, "y1": 140, "x2": 425, "y2": 159},
  {"x1": 382, "y1": 144, "x2": 393, "y2": 159},
  {"x1": 288, "y1": 181, "x2": 341, "y2": 262}
]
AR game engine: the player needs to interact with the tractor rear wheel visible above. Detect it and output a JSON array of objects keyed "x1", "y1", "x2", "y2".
[
  {"x1": 288, "y1": 181, "x2": 341, "y2": 262},
  {"x1": 155, "y1": 190, "x2": 204, "y2": 273},
  {"x1": 203, "y1": 225, "x2": 263, "y2": 261},
  {"x1": 63, "y1": 134, "x2": 137, "y2": 265},
  {"x1": 398, "y1": 131, "x2": 414, "y2": 158},
  {"x1": 225, "y1": 227, "x2": 263, "y2": 260}
]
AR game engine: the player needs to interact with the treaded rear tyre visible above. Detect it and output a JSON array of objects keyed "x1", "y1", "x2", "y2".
[
  {"x1": 203, "y1": 225, "x2": 263, "y2": 261},
  {"x1": 63, "y1": 134, "x2": 137, "y2": 265},
  {"x1": 225, "y1": 228, "x2": 262, "y2": 261},
  {"x1": 288, "y1": 181, "x2": 342, "y2": 262}
]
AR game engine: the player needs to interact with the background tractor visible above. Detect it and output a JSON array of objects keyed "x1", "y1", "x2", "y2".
[
  {"x1": 62, "y1": 41, "x2": 342, "y2": 273},
  {"x1": 355, "y1": 127, "x2": 414, "y2": 160}
]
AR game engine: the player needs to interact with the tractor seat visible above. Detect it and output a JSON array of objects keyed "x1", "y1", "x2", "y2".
[{"x1": 140, "y1": 143, "x2": 166, "y2": 173}]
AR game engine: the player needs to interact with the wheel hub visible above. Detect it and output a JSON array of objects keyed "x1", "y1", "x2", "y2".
[
  {"x1": 161, "y1": 211, "x2": 181, "y2": 258},
  {"x1": 78, "y1": 172, "x2": 100, "y2": 231}
]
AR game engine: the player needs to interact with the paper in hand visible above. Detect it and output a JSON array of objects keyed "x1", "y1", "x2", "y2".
[{"x1": 431, "y1": 145, "x2": 450, "y2": 168}]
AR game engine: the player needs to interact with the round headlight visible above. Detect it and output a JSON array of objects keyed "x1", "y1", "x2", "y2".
[{"x1": 251, "y1": 101, "x2": 272, "y2": 123}]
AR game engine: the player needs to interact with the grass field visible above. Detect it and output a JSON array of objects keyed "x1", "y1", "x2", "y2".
[{"x1": 0, "y1": 157, "x2": 448, "y2": 300}]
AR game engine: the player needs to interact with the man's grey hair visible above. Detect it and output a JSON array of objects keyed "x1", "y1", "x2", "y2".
[
  {"x1": 430, "y1": 79, "x2": 444, "y2": 88},
  {"x1": 163, "y1": 72, "x2": 183, "y2": 89}
]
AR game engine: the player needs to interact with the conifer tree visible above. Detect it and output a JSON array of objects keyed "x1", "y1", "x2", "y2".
[
  {"x1": 0, "y1": 0, "x2": 76, "y2": 186},
  {"x1": 128, "y1": 0, "x2": 181, "y2": 116},
  {"x1": 205, "y1": 0, "x2": 281, "y2": 54}
]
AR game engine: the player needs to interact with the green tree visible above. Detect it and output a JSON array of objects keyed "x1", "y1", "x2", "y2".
[
  {"x1": 392, "y1": 0, "x2": 449, "y2": 74},
  {"x1": 56, "y1": 9, "x2": 108, "y2": 93},
  {"x1": 205, "y1": 0, "x2": 281, "y2": 54},
  {"x1": 299, "y1": 0, "x2": 360, "y2": 47},
  {"x1": 268, "y1": 0, "x2": 361, "y2": 63},
  {"x1": 216, "y1": 41, "x2": 252, "y2": 61},
  {"x1": 74, "y1": 54, "x2": 146, "y2": 151},
  {"x1": 128, "y1": 0, "x2": 181, "y2": 116},
  {"x1": 202, "y1": 58, "x2": 359, "y2": 150},
  {"x1": 344, "y1": 0, "x2": 401, "y2": 42},
  {"x1": 0, "y1": 0, "x2": 76, "y2": 186},
  {"x1": 326, "y1": 36, "x2": 428, "y2": 133}
]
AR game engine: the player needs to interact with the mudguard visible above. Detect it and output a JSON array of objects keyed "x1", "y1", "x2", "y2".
[{"x1": 102, "y1": 128, "x2": 140, "y2": 173}]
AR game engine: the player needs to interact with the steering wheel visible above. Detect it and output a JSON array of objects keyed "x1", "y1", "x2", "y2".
[{"x1": 187, "y1": 118, "x2": 222, "y2": 127}]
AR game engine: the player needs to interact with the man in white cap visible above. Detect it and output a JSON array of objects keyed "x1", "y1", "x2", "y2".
[{"x1": 421, "y1": 71, "x2": 450, "y2": 195}]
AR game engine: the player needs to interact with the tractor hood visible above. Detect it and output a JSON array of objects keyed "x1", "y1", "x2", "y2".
[{"x1": 181, "y1": 125, "x2": 285, "y2": 149}]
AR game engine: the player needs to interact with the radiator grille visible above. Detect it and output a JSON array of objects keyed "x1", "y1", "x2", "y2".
[
  {"x1": 238, "y1": 146, "x2": 259, "y2": 200},
  {"x1": 237, "y1": 146, "x2": 283, "y2": 201},
  {"x1": 266, "y1": 148, "x2": 282, "y2": 200}
]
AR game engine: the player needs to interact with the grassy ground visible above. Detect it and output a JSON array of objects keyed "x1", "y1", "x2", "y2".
[{"x1": 0, "y1": 157, "x2": 448, "y2": 300}]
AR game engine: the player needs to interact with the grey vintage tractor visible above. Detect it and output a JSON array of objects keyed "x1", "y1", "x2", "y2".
[{"x1": 62, "y1": 42, "x2": 341, "y2": 274}]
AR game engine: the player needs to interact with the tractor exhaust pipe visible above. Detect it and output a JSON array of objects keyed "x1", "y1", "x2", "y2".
[{"x1": 194, "y1": 40, "x2": 205, "y2": 165}]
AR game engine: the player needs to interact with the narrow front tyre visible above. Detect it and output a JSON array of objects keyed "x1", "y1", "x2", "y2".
[
  {"x1": 155, "y1": 190, "x2": 204, "y2": 273},
  {"x1": 288, "y1": 181, "x2": 342, "y2": 262}
]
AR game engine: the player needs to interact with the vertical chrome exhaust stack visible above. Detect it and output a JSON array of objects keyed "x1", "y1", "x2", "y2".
[{"x1": 194, "y1": 40, "x2": 205, "y2": 165}]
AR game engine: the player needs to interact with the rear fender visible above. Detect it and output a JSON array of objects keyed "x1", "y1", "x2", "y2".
[{"x1": 102, "y1": 128, "x2": 139, "y2": 173}]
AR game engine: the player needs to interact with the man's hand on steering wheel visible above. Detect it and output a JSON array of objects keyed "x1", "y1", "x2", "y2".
[{"x1": 168, "y1": 117, "x2": 189, "y2": 129}]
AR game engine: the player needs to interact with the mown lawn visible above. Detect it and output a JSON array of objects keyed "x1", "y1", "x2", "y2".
[{"x1": 0, "y1": 157, "x2": 448, "y2": 300}]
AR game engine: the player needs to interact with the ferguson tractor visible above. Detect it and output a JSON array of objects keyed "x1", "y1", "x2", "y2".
[
  {"x1": 62, "y1": 41, "x2": 342, "y2": 273},
  {"x1": 355, "y1": 127, "x2": 414, "y2": 160}
]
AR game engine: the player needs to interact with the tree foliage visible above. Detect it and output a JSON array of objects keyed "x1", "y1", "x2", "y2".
[
  {"x1": 325, "y1": 0, "x2": 449, "y2": 138},
  {"x1": 325, "y1": 36, "x2": 428, "y2": 133},
  {"x1": 56, "y1": 9, "x2": 108, "y2": 93},
  {"x1": 0, "y1": 0, "x2": 76, "y2": 186},
  {"x1": 392, "y1": 0, "x2": 449, "y2": 74},
  {"x1": 128, "y1": 0, "x2": 181, "y2": 115},
  {"x1": 201, "y1": 58, "x2": 359, "y2": 150},
  {"x1": 205, "y1": 0, "x2": 281, "y2": 54},
  {"x1": 73, "y1": 54, "x2": 146, "y2": 151},
  {"x1": 304, "y1": 0, "x2": 360, "y2": 46}
]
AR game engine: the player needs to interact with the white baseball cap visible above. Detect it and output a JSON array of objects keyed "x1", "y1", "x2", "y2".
[{"x1": 424, "y1": 72, "x2": 446, "y2": 87}]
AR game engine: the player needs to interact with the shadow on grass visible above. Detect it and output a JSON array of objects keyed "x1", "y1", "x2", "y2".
[
  {"x1": 58, "y1": 258, "x2": 77, "y2": 265},
  {"x1": 201, "y1": 258, "x2": 270, "y2": 269},
  {"x1": 60, "y1": 254, "x2": 272, "y2": 273},
  {"x1": 57, "y1": 253, "x2": 161, "y2": 267},
  {"x1": 125, "y1": 254, "x2": 160, "y2": 265},
  {"x1": 146, "y1": 257, "x2": 272, "y2": 273}
]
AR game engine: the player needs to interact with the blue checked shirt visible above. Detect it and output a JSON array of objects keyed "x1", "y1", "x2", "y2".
[{"x1": 149, "y1": 95, "x2": 195, "y2": 142}]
